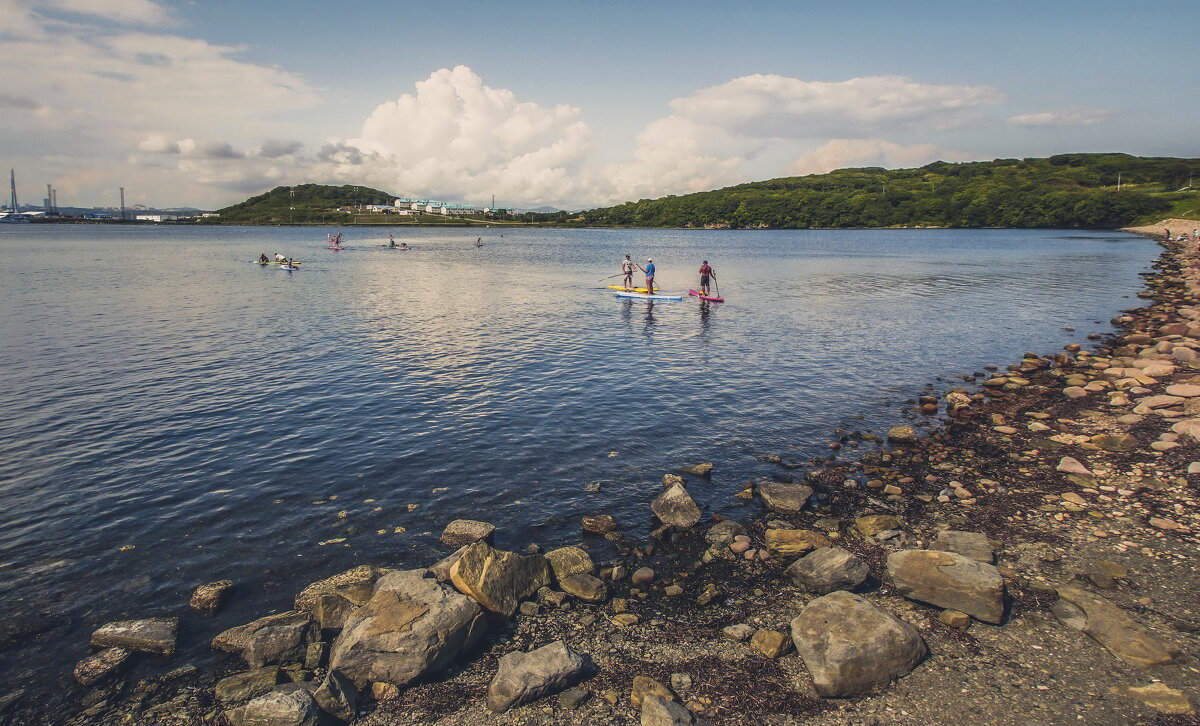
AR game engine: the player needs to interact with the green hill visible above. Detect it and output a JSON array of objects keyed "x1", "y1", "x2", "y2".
[
  {"x1": 553, "y1": 153, "x2": 1199, "y2": 229},
  {"x1": 213, "y1": 184, "x2": 396, "y2": 224}
]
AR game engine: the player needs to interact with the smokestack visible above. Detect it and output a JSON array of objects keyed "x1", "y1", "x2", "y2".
[
  {"x1": 119, "y1": 187, "x2": 126, "y2": 220},
  {"x1": 51, "y1": 188, "x2": 57, "y2": 214},
  {"x1": 47, "y1": 184, "x2": 52, "y2": 214}
]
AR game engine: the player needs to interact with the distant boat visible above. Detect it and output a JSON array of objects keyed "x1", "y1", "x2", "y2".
[{"x1": 1, "y1": 169, "x2": 30, "y2": 223}]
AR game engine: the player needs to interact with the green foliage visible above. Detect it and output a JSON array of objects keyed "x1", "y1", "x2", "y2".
[
  {"x1": 216, "y1": 184, "x2": 396, "y2": 224},
  {"x1": 558, "y1": 153, "x2": 1198, "y2": 229}
]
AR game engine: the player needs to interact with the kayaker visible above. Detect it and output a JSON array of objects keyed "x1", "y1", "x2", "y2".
[
  {"x1": 621, "y1": 255, "x2": 635, "y2": 290},
  {"x1": 698, "y1": 260, "x2": 715, "y2": 296},
  {"x1": 637, "y1": 258, "x2": 657, "y2": 293},
  {"x1": 259, "y1": 253, "x2": 269, "y2": 264}
]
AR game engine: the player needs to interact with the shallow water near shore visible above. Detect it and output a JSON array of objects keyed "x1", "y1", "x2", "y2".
[{"x1": 0, "y1": 225, "x2": 1156, "y2": 713}]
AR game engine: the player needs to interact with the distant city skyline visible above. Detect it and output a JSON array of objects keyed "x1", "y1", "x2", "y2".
[{"x1": 2, "y1": 0, "x2": 1197, "y2": 209}]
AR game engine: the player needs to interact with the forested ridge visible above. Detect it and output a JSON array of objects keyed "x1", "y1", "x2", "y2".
[{"x1": 549, "y1": 153, "x2": 1200, "y2": 229}]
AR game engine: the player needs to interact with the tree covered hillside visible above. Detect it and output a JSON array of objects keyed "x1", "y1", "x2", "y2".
[
  {"x1": 215, "y1": 184, "x2": 395, "y2": 224},
  {"x1": 562, "y1": 154, "x2": 1199, "y2": 229}
]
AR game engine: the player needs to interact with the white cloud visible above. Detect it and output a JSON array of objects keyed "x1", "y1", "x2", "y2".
[
  {"x1": 42, "y1": 0, "x2": 172, "y2": 25},
  {"x1": 671, "y1": 74, "x2": 1003, "y2": 137},
  {"x1": 1007, "y1": 105, "x2": 1115, "y2": 127},
  {"x1": 787, "y1": 139, "x2": 976, "y2": 176},
  {"x1": 331, "y1": 66, "x2": 592, "y2": 208}
]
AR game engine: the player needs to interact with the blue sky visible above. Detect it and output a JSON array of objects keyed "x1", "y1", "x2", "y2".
[{"x1": 3, "y1": 0, "x2": 1197, "y2": 208}]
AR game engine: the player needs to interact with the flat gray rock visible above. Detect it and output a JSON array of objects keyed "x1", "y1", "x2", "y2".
[
  {"x1": 224, "y1": 688, "x2": 319, "y2": 726},
  {"x1": 330, "y1": 569, "x2": 486, "y2": 689},
  {"x1": 652, "y1": 483, "x2": 701, "y2": 529},
  {"x1": 439, "y1": 520, "x2": 496, "y2": 548},
  {"x1": 886, "y1": 549, "x2": 1005, "y2": 624},
  {"x1": 785, "y1": 547, "x2": 869, "y2": 594},
  {"x1": 90, "y1": 617, "x2": 177, "y2": 655},
  {"x1": 212, "y1": 611, "x2": 317, "y2": 668},
  {"x1": 486, "y1": 640, "x2": 586, "y2": 712},
  {"x1": 1053, "y1": 586, "x2": 1180, "y2": 667},
  {"x1": 313, "y1": 669, "x2": 357, "y2": 722},
  {"x1": 757, "y1": 483, "x2": 813, "y2": 514},
  {"x1": 790, "y1": 591, "x2": 926, "y2": 697},
  {"x1": 215, "y1": 667, "x2": 284, "y2": 705},
  {"x1": 73, "y1": 647, "x2": 130, "y2": 686}
]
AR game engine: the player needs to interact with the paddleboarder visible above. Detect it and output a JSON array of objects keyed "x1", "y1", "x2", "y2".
[
  {"x1": 698, "y1": 260, "x2": 716, "y2": 296},
  {"x1": 620, "y1": 254, "x2": 635, "y2": 290},
  {"x1": 388, "y1": 234, "x2": 396, "y2": 247},
  {"x1": 637, "y1": 258, "x2": 657, "y2": 293}
]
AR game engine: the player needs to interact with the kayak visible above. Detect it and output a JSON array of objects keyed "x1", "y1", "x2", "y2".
[
  {"x1": 280, "y1": 264, "x2": 299, "y2": 270},
  {"x1": 607, "y1": 285, "x2": 650, "y2": 293},
  {"x1": 327, "y1": 245, "x2": 344, "y2": 250},
  {"x1": 614, "y1": 292, "x2": 683, "y2": 301},
  {"x1": 688, "y1": 289, "x2": 725, "y2": 302}
]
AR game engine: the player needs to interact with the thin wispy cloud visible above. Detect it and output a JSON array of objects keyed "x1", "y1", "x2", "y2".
[{"x1": 1007, "y1": 106, "x2": 1116, "y2": 127}]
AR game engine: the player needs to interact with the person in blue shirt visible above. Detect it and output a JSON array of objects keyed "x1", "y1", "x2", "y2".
[{"x1": 637, "y1": 258, "x2": 657, "y2": 293}]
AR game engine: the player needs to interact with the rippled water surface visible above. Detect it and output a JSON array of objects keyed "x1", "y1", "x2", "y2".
[{"x1": 0, "y1": 224, "x2": 1155, "y2": 711}]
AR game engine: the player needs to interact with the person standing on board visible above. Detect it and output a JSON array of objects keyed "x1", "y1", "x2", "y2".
[
  {"x1": 621, "y1": 254, "x2": 635, "y2": 290},
  {"x1": 637, "y1": 258, "x2": 657, "y2": 293},
  {"x1": 475, "y1": 236, "x2": 483, "y2": 247},
  {"x1": 388, "y1": 234, "x2": 396, "y2": 247},
  {"x1": 698, "y1": 260, "x2": 716, "y2": 296}
]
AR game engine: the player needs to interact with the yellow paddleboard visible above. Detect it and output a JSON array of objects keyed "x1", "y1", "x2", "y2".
[{"x1": 607, "y1": 285, "x2": 650, "y2": 293}]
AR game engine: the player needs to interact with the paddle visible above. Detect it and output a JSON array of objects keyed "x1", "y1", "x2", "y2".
[
  {"x1": 599, "y1": 273, "x2": 624, "y2": 282},
  {"x1": 714, "y1": 275, "x2": 720, "y2": 299}
]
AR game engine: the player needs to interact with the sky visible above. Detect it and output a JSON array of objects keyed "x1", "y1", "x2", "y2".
[{"x1": 2, "y1": 0, "x2": 1197, "y2": 210}]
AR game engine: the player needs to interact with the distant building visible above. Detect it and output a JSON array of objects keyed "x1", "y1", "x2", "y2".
[{"x1": 135, "y1": 214, "x2": 179, "y2": 222}]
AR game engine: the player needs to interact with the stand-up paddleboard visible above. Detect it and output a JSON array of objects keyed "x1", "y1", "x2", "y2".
[
  {"x1": 255, "y1": 260, "x2": 300, "y2": 266},
  {"x1": 607, "y1": 285, "x2": 650, "y2": 293},
  {"x1": 327, "y1": 245, "x2": 344, "y2": 250},
  {"x1": 614, "y1": 292, "x2": 683, "y2": 301},
  {"x1": 688, "y1": 289, "x2": 724, "y2": 302}
]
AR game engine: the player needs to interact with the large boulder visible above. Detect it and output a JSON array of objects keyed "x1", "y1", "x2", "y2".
[
  {"x1": 439, "y1": 520, "x2": 496, "y2": 548},
  {"x1": 757, "y1": 483, "x2": 813, "y2": 515},
  {"x1": 212, "y1": 611, "x2": 318, "y2": 667},
  {"x1": 929, "y1": 531, "x2": 994, "y2": 564},
  {"x1": 1053, "y1": 587, "x2": 1180, "y2": 667},
  {"x1": 790, "y1": 591, "x2": 926, "y2": 697},
  {"x1": 224, "y1": 688, "x2": 320, "y2": 726},
  {"x1": 329, "y1": 569, "x2": 487, "y2": 689},
  {"x1": 652, "y1": 484, "x2": 701, "y2": 529},
  {"x1": 215, "y1": 667, "x2": 284, "y2": 704},
  {"x1": 486, "y1": 640, "x2": 586, "y2": 712},
  {"x1": 90, "y1": 617, "x2": 177, "y2": 655},
  {"x1": 295, "y1": 565, "x2": 382, "y2": 613},
  {"x1": 545, "y1": 547, "x2": 596, "y2": 582},
  {"x1": 886, "y1": 550, "x2": 1005, "y2": 624},
  {"x1": 641, "y1": 695, "x2": 715, "y2": 725},
  {"x1": 785, "y1": 547, "x2": 869, "y2": 594},
  {"x1": 449, "y1": 541, "x2": 551, "y2": 617}
]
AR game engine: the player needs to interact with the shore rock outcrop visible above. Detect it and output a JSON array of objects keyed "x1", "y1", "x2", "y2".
[
  {"x1": 313, "y1": 670, "x2": 357, "y2": 722},
  {"x1": 545, "y1": 546, "x2": 595, "y2": 581},
  {"x1": 886, "y1": 550, "x2": 1005, "y2": 624},
  {"x1": 190, "y1": 580, "x2": 235, "y2": 613},
  {"x1": 224, "y1": 688, "x2": 319, "y2": 726},
  {"x1": 90, "y1": 617, "x2": 178, "y2": 655},
  {"x1": 215, "y1": 667, "x2": 284, "y2": 704},
  {"x1": 449, "y1": 541, "x2": 551, "y2": 617},
  {"x1": 652, "y1": 483, "x2": 702, "y2": 529},
  {"x1": 294, "y1": 565, "x2": 382, "y2": 613},
  {"x1": 790, "y1": 591, "x2": 926, "y2": 697},
  {"x1": 486, "y1": 640, "x2": 586, "y2": 712},
  {"x1": 73, "y1": 647, "x2": 130, "y2": 686},
  {"x1": 439, "y1": 520, "x2": 496, "y2": 548},
  {"x1": 785, "y1": 547, "x2": 869, "y2": 594},
  {"x1": 1052, "y1": 587, "x2": 1180, "y2": 667},
  {"x1": 757, "y1": 483, "x2": 813, "y2": 514},
  {"x1": 212, "y1": 611, "x2": 318, "y2": 668},
  {"x1": 330, "y1": 568, "x2": 486, "y2": 689}
]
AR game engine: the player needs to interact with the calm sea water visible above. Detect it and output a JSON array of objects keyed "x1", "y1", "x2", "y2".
[{"x1": 0, "y1": 224, "x2": 1154, "y2": 713}]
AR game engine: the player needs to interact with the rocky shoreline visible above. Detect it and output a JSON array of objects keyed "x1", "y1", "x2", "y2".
[{"x1": 6, "y1": 228, "x2": 1200, "y2": 726}]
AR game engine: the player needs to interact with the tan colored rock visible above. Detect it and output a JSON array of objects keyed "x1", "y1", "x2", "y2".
[
  {"x1": 190, "y1": 580, "x2": 234, "y2": 613},
  {"x1": 295, "y1": 565, "x2": 381, "y2": 613},
  {"x1": 750, "y1": 629, "x2": 791, "y2": 658},
  {"x1": 678, "y1": 462, "x2": 713, "y2": 476},
  {"x1": 764, "y1": 529, "x2": 830, "y2": 556},
  {"x1": 938, "y1": 610, "x2": 971, "y2": 629},
  {"x1": 886, "y1": 550, "x2": 1005, "y2": 624},
  {"x1": 1053, "y1": 587, "x2": 1180, "y2": 667},
  {"x1": 449, "y1": 541, "x2": 551, "y2": 617},
  {"x1": 1167, "y1": 384, "x2": 1200, "y2": 398},
  {"x1": 855, "y1": 514, "x2": 900, "y2": 537},
  {"x1": 1111, "y1": 683, "x2": 1194, "y2": 714},
  {"x1": 581, "y1": 515, "x2": 617, "y2": 534},
  {"x1": 545, "y1": 546, "x2": 596, "y2": 581},
  {"x1": 630, "y1": 676, "x2": 673, "y2": 708}
]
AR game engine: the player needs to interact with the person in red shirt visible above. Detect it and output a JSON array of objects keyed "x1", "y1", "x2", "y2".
[{"x1": 698, "y1": 260, "x2": 715, "y2": 296}]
